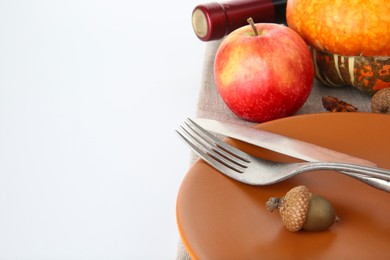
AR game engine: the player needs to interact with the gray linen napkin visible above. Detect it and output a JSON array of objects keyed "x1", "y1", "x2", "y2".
[{"x1": 176, "y1": 40, "x2": 373, "y2": 260}]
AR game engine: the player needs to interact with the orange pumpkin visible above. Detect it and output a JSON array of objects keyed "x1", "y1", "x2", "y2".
[
  {"x1": 286, "y1": 0, "x2": 390, "y2": 56},
  {"x1": 286, "y1": 0, "x2": 390, "y2": 94}
]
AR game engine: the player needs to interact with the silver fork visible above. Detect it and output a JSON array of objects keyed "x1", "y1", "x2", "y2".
[{"x1": 176, "y1": 119, "x2": 390, "y2": 189}]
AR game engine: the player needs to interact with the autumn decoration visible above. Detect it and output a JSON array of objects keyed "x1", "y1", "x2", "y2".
[{"x1": 286, "y1": 0, "x2": 390, "y2": 95}]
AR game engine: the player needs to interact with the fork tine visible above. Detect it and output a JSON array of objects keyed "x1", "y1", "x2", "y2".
[
  {"x1": 176, "y1": 128, "x2": 244, "y2": 174},
  {"x1": 186, "y1": 118, "x2": 251, "y2": 163},
  {"x1": 183, "y1": 121, "x2": 249, "y2": 169},
  {"x1": 177, "y1": 124, "x2": 247, "y2": 173}
]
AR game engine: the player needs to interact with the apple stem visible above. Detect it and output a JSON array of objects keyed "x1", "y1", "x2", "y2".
[{"x1": 247, "y1": 17, "x2": 259, "y2": 36}]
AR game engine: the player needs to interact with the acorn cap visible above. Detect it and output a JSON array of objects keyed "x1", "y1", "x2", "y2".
[{"x1": 278, "y1": 185, "x2": 311, "y2": 232}]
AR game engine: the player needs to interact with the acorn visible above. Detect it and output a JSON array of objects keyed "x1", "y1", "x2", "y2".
[{"x1": 266, "y1": 185, "x2": 338, "y2": 232}]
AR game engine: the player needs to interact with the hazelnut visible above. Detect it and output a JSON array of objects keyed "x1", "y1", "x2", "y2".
[{"x1": 372, "y1": 88, "x2": 390, "y2": 114}]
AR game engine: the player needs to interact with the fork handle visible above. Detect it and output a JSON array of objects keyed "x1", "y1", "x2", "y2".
[
  {"x1": 342, "y1": 171, "x2": 390, "y2": 193},
  {"x1": 303, "y1": 162, "x2": 390, "y2": 193}
]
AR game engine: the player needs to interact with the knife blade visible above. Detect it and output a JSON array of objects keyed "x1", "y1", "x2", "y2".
[{"x1": 192, "y1": 118, "x2": 377, "y2": 167}]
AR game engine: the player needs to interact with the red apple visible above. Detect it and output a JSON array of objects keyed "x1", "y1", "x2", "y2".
[{"x1": 214, "y1": 22, "x2": 314, "y2": 122}]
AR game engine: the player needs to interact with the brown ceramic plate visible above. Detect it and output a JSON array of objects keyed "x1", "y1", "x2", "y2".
[{"x1": 177, "y1": 113, "x2": 390, "y2": 259}]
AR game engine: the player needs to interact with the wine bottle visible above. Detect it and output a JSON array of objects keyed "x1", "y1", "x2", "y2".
[{"x1": 192, "y1": 0, "x2": 287, "y2": 41}]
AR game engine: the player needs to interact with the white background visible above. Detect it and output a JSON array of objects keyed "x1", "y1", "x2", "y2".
[{"x1": 0, "y1": 0, "x2": 206, "y2": 259}]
